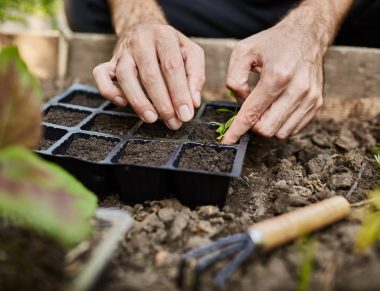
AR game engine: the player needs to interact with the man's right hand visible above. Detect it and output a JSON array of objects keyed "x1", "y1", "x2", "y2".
[{"x1": 93, "y1": 22, "x2": 205, "y2": 130}]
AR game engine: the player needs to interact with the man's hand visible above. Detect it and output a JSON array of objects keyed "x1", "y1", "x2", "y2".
[
  {"x1": 222, "y1": 0, "x2": 353, "y2": 144},
  {"x1": 93, "y1": 0, "x2": 205, "y2": 130}
]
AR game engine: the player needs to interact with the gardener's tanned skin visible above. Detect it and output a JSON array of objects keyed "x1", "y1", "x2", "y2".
[{"x1": 93, "y1": 0, "x2": 353, "y2": 141}]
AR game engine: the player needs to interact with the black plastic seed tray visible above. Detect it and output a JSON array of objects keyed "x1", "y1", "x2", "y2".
[{"x1": 36, "y1": 84, "x2": 250, "y2": 207}]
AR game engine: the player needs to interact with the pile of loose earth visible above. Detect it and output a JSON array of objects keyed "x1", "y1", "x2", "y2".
[{"x1": 99, "y1": 115, "x2": 380, "y2": 291}]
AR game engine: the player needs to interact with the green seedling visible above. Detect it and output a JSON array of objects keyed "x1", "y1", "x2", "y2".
[{"x1": 210, "y1": 108, "x2": 237, "y2": 141}]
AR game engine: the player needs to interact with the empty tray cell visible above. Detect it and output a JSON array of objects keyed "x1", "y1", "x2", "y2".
[
  {"x1": 53, "y1": 133, "x2": 119, "y2": 162},
  {"x1": 175, "y1": 143, "x2": 236, "y2": 173},
  {"x1": 134, "y1": 121, "x2": 191, "y2": 140},
  {"x1": 189, "y1": 123, "x2": 218, "y2": 144},
  {"x1": 60, "y1": 91, "x2": 105, "y2": 108},
  {"x1": 104, "y1": 103, "x2": 135, "y2": 114},
  {"x1": 114, "y1": 140, "x2": 177, "y2": 167},
  {"x1": 200, "y1": 105, "x2": 238, "y2": 123},
  {"x1": 44, "y1": 106, "x2": 90, "y2": 127},
  {"x1": 37, "y1": 126, "x2": 68, "y2": 151},
  {"x1": 82, "y1": 114, "x2": 139, "y2": 136}
]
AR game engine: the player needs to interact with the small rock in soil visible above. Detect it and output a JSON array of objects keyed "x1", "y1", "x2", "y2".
[
  {"x1": 118, "y1": 141, "x2": 177, "y2": 167},
  {"x1": 177, "y1": 145, "x2": 235, "y2": 173},
  {"x1": 158, "y1": 208, "x2": 176, "y2": 224},
  {"x1": 336, "y1": 128, "x2": 359, "y2": 151},
  {"x1": 330, "y1": 172, "x2": 354, "y2": 189},
  {"x1": 312, "y1": 132, "x2": 333, "y2": 148},
  {"x1": 307, "y1": 154, "x2": 335, "y2": 176},
  {"x1": 85, "y1": 114, "x2": 138, "y2": 135},
  {"x1": 44, "y1": 107, "x2": 89, "y2": 127},
  {"x1": 64, "y1": 136, "x2": 117, "y2": 161},
  {"x1": 197, "y1": 205, "x2": 220, "y2": 218},
  {"x1": 169, "y1": 213, "x2": 189, "y2": 240}
]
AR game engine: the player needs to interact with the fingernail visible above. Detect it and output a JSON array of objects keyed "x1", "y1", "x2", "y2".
[
  {"x1": 114, "y1": 96, "x2": 127, "y2": 106},
  {"x1": 178, "y1": 105, "x2": 193, "y2": 122},
  {"x1": 166, "y1": 117, "x2": 182, "y2": 130},
  {"x1": 143, "y1": 110, "x2": 158, "y2": 123},
  {"x1": 192, "y1": 91, "x2": 201, "y2": 108}
]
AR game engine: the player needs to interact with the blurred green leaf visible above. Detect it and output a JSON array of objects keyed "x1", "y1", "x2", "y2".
[
  {"x1": 297, "y1": 237, "x2": 317, "y2": 291},
  {"x1": 0, "y1": 146, "x2": 98, "y2": 247},
  {"x1": 0, "y1": 46, "x2": 42, "y2": 149},
  {"x1": 0, "y1": 0, "x2": 58, "y2": 23},
  {"x1": 357, "y1": 189, "x2": 380, "y2": 250}
]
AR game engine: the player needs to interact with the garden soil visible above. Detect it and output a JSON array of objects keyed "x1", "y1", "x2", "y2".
[
  {"x1": 38, "y1": 83, "x2": 380, "y2": 291},
  {"x1": 99, "y1": 115, "x2": 380, "y2": 291}
]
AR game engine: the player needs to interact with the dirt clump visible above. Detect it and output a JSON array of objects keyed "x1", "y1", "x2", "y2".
[{"x1": 98, "y1": 115, "x2": 380, "y2": 291}]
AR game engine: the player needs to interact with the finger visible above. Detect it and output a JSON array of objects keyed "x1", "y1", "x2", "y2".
[
  {"x1": 178, "y1": 33, "x2": 205, "y2": 108},
  {"x1": 225, "y1": 40, "x2": 256, "y2": 99},
  {"x1": 275, "y1": 96, "x2": 318, "y2": 139},
  {"x1": 222, "y1": 69, "x2": 289, "y2": 144},
  {"x1": 132, "y1": 40, "x2": 182, "y2": 130},
  {"x1": 157, "y1": 31, "x2": 194, "y2": 122},
  {"x1": 93, "y1": 61, "x2": 127, "y2": 106},
  {"x1": 292, "y1": 108, "x2": 318, "y2": 135},
  {"x1": 292, "y1": 99, "x2": 323, "y2": 135},
  {"x1": 115, "y1": 54, "x2": 158, "y2": 123},
  {"x1": 251, "y1": 78, "x2": 309, "y2": 137}
]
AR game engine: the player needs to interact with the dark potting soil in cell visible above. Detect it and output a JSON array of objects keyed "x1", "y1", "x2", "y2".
[
  {"x1": 64, "y1": 137, "x2": 118, "y2": 161},
  {"x1": 178, "y1": 145, "x2": 235, "y2": 173},
  {"x1": 135, "y1": 121, "x2": 191, "y2": 139},
  {"x1": 85, "y1": 114, "x2": 138, "y2": 136},
  {"x1": 118, "y1": 141, "x2": 177, "y2": 167},
  {"x1": 189, "y1": 123, "x2": 218, "y2": 144},
  {"x1": 64, "y1": 93, "x2": 104, "y2": 108},
  {"x1": 44, "y1": 107, "x2": 89, "y2": 127},
  {"x1": 37, "y1": 138, "x2": 56, "y2": 151},
  {"x1": 200, "y1": 106, "x2": 236, "y2": 123},
  {"x1": 104, "y1": 103, "x2": 135, "y2": 113}
]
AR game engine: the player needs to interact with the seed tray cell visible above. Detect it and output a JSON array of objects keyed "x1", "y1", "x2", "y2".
[{"x1": 36, "y1": 84, "x2": 250, "y2": 207}]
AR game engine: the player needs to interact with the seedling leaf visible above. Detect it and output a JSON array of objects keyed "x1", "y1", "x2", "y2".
[
  {"x1": 0, "y1": 146, "x2": 98, "y2": 247},
  {"x1": 297, "y1": 237, "x2": 317, "y2": 291},
  {"x1": 0, "y1": 46, "x2": 42, "y2": 149}
]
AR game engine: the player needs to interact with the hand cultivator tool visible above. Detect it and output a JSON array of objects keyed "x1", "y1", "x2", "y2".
[{"x1": 178, "y1": 196, "x2": 351, "y2": 290}]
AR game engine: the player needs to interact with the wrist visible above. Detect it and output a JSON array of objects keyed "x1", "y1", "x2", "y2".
[{"x1": 278, "y1": 0, "x2": 353, "y2": 55}]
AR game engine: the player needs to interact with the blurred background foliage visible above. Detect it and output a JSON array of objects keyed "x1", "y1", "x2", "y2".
[{"x1": 0, "y1": 0, "x2": 60, "y2": 29}]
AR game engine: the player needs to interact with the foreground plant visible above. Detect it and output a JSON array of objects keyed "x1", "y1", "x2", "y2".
[{"x1": 0, "y1": 46, "x2": 97, "y2": 246}]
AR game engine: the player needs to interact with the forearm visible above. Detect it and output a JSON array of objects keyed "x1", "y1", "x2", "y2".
[
  {"x1": 108, "y1": 0, "x2": 167, "y2": 37},
  {"x1": 280, "y1": 0, "x2": 353, "y2": 53}
]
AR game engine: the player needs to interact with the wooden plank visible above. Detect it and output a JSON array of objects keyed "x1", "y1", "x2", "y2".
[{"x1": 0, "y1": 29, "x2": 60, "y2": 80}]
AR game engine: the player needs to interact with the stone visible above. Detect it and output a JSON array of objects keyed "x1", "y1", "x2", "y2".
[
  {"x1": 158, "y1": 208, "x2": 176, "y2": 223},
  {"x1": 331, "y1": 172, "x2": 354, "y2": 189}
]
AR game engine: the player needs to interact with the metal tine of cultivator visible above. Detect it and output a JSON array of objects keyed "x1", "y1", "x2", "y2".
[
  {"x1": 178, "y1": 233, "x2": 249, "y2": 290},
  {"x1": 193, "y1": 242, "x2": 247, "y2": 291},
  {"x1": 213, "y1": 238, "x2": 255, "y2": 291}
]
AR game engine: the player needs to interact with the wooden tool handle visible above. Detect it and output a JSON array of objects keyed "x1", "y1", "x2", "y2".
[{"x1": 248, "y1": 196, "x2": 351, "y2": 251}]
